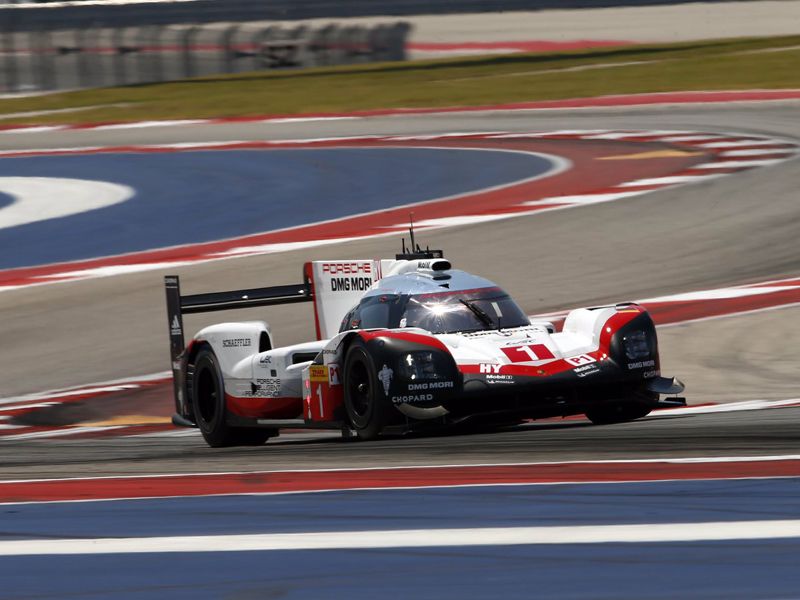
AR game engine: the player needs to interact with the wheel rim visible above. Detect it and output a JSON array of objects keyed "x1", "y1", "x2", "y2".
[
  {"x1": 196, "y1": 365, "x2": 218, "y2": 424},
  {"x1": 347, "y1": 358, "x2": 371, "y2": 421}
]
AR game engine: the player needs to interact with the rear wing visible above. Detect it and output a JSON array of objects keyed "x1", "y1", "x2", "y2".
[
  {"x1": 164, "y1": 274, "x2": 312, "y2": 362},
  {"x1": 164, "y1": 259, "x2": 383, "y2": 354},
  {"x1": 164, "y1": 271, "x2": 313, "y2": 416}
]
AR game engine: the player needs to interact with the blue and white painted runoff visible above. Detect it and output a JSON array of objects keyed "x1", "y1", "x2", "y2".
[
  {"x1": 0, "y1": 147, "x2": 553, "y2": 270},
  {"x1": 2, "y1": 478, "x2": 799, "y2": 599}
]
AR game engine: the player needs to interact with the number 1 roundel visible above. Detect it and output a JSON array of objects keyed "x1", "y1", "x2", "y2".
[{"x1": 501, "y1": 344, "x2": 555, "y2": 363}]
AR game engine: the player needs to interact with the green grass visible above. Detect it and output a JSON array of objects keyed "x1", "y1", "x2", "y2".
[{"x1": 1, "y1": 35, "x2": 799, "y2": 124}]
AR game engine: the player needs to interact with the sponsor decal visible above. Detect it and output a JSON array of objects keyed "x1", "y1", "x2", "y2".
[
  {"x1": 309, "y1": 365, "x2": 328, "y2": 382},
  {"x1": 170, "y1": 315, "x2": 182, "y2": 337},
  {"x1": 479, "y1": 363, "x2": 502, "y2": 374},
  {"x1": 258, "y1": 355, "x2": 272, "y2": 365},
  {"x1": 574, "y1": 364, "x2": 600, "y2": 378},
  {"x1": 321, "y1": 262, "x2": 372, "y2": 275},
  {"x1": 643, "y1": 369, "x2": 660, "y2": 379},
  {"x1": 330, "y1": 276, "x2": 373, "y2": 292},
  {"x1": 378, "y1": 364, "x2": 393, "y2": 395},
  {"x1": 407, "y1": 381, "x2": 454, "y2": 391},
  {"x1": 501, "y1": 344, "x2": 555, "y2": 363},
  {"x1": 328, "y1": 364, "x2": 341, "y2": 386},
  {"x1": 486, "y1": 374, "x2": 514, "y2": 384},
  {"x1": 171, "y1": 360, "x2": 181, "y2": 371},
  {"x1": 565, "y1": 354, "x2": 596, "y2": 367},
  {"x1": 164, "y1": 276, "x2": 179, "y2": 285},
  {"x1": 223, "y1": 338, "x2": 251, "y2": 348},
  {"x1": 244, "y1": 378, "x2": 282, "y2": 398},
  {"x1": 628, "y1": 359, "x2": 656, "y2": 370},
  {"x1": 391, "y1": 394, "x2": 434, "y2": 405}
]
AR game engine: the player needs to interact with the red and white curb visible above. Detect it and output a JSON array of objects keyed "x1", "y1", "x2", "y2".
[
  {"x1": 0, "y1": 373, "x2": 172, "y2": 440},
  {"x1": 2, "y1": 455, "x2": 800, "y2": 505},
  {"x1": 0, "y1": 128, "x2": 798, "y2": 292},
  {"x1": 1, "y1": 90, "x2": 800, "y2": 134}
]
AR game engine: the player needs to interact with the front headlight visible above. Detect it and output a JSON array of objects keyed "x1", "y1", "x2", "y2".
[
  {"x1": 623, "y1": 330, "x2": 650, "y2": 360},
  {"x1": 399, "y1": 351, "x2": 440, "y2": 381}
]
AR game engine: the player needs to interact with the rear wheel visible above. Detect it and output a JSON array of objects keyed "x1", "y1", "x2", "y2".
[
  {"x1": 192, "y1": 348, "x2": 276, "y2": 447},
  {"x1": 585, "y1": 401, "x2": 652, "y2": 425},
  {"x1": 343, "y1": 340, "x2": 389, "y2": 440}
]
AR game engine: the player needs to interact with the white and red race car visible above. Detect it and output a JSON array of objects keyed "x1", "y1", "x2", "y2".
[{"x1": 165, "y1": 244, "x2": 685, "y2": 447}]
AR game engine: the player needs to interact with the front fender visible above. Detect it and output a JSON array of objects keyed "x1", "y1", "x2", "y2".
[{"x1": 357, "y1": 330, "x2": 461, "y2": 413}]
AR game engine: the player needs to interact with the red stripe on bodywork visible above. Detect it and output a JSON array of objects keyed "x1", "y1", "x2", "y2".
[
  {"x1": 2, "y1": 459, "x2": 799, "y2": 503},
  {"x1": 225, "y1": 394, "x2": 301, "y2": 419},
  {"x1": 358, "y1": 330, "x2": 450, "y2": 352},
  {"x1": 460, "y1": 306, "x2": 643, "y2": 376}
]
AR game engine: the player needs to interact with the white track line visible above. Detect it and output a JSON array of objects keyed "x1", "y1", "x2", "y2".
[
  {"x1": 657, "y1": 134, "x2": 729, "y2": 142},
  {"x1": 2, "y1": 520, "x2": 800, "y2": 555},
  {"x1": 91, "y1": 120, "x2": 207, "y2": 130},
  {"x1": 521, "y1": 191, "x2": 642, "y2": 205},
  {"x1": 619, "y1": 174, "x2": 727, "y2": 187},
  {"x1": 0, "y1": 125, "x2": 67, "y2": 135},
  {"x1": 722, "y1": 148, "x2": 798, "y2": 157},
  {"x1": 581, "y1": 130, "x2": 690, "y2": 139},
  {"x1": 1, "y1": 426, "x2": 125, "y2": 440},
  {"x1": 700, "y1": 139, "x2": 794, "y2": 148},
  {"x1": 693, "y1": 159, "x2": 786, "y2": 169}
]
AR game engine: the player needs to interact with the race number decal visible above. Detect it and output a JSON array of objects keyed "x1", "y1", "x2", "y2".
[
  {"x1": 565, "y1": 354, "x2": 596, "y2": 367},
  {"x1": 328, "y1": 364, "x2": 341, "y2": 385},
  {"x1": 501, "y1": 344, "x2": 555, "y2": 363}
]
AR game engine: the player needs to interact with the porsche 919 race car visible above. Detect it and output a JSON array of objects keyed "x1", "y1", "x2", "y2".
[{"x1": 165, "y1": 243, "x2": 685, "y2": 447}]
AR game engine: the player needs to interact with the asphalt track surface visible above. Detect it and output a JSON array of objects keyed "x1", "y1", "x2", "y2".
[
  {"x1": 0, "y1": 101, "x2": 799, "y2": 598},
  {"x1": 0, "y1": 407, "x2": 798, "y2": 480}
]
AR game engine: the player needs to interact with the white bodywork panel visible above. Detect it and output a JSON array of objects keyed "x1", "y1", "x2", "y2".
[{"x1": 310, "y1": 260, "x2": 379, "y2": 339}]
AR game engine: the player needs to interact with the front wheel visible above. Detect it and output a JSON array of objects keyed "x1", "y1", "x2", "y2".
[{"x1": 343, "y1": 340, "x2": 389, "y2": 440}]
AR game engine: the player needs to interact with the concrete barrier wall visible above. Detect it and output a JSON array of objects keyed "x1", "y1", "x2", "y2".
[
  {"x1": 0, "y1": 21, "x2": 410, "y2": 92},
  {"x1": 0, "y1": 0, "x2": 768, "y2": 30}
]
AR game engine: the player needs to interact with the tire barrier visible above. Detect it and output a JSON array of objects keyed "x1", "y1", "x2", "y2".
[{"x1": 0, "y1": 21, "x2": 411, "y2": 92}]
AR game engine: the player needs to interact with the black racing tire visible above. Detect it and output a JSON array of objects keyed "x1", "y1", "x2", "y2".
[
  {"x1": 585, "y1": 401, "x2": 653, "y2": 426},
  {"x1": 343, "y1": 339, "x2": 390, "y2": 441},
  {"x1": 192, "y1": 348, "x2": 237, "y2": 447},
  {"x1": 192, "y1": 348, "x2": 278, "y2": 448},
  {"x1": 235, "y1": 428, "x2": 278, "y2": 446}
]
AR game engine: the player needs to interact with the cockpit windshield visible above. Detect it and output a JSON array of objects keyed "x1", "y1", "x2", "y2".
[{"x1": 340, "y1": 287, "x2": 530, "y2": 334}]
